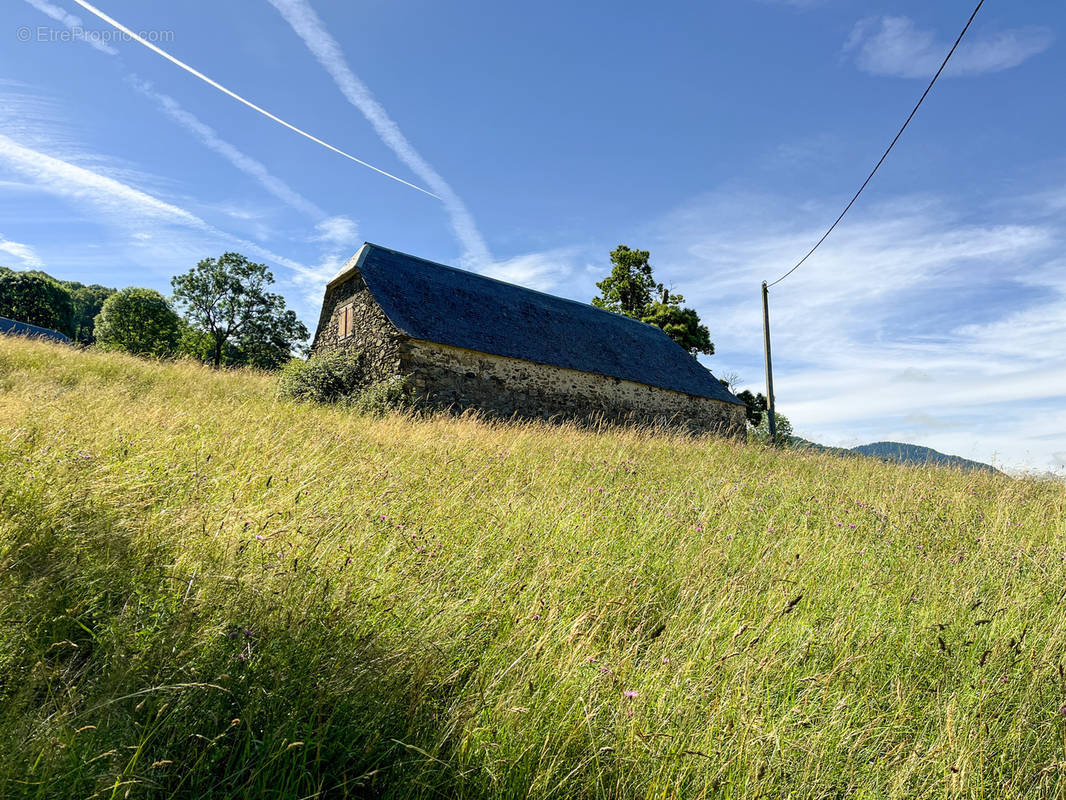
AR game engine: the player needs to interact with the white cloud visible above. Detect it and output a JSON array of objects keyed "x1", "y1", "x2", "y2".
[
  {"x1": 0, "y1": 236, "x2": 43, "y2": 268},
  {"x1": 288, "y1": 216, "x2": 364, "y2": 314},
  {"x1": 0, "y1": 132, "x2": 205, "y2": 228},
  {"x1": 266, "y1": 0, "x2": 492, "y2": 269},
  {"x1": 0, "y1": 76, "x2": 359, "y2": 327},
  {"x1": 646, "y1": 190, "x2": 1066, "y2": 472},
  {"x1": 3, "y1": 32, "x2": 358, "y2": 322},
  {"x1": 22, "y1": 0, "x2": 118, "y2": 55},
  {"x1": 845, "y1": 16, "x2": 1053, "y2": 79},
  {"x1": 313, "y1": 215, "x2": 359, "y2": 248},
  {"x1": 0, "y1": 132, "x2": 318, "y2": 284},
  {"x1": 482, "y1": 249, "x2": 578, "y2": 293}
]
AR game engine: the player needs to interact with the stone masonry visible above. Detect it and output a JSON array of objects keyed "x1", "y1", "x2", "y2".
[
  {"x1": 402, "y1": 340, "x2": 744, "y2": 435},
  {"x1": 312, "y1": 271, "x2": 405, "y2": 384}
]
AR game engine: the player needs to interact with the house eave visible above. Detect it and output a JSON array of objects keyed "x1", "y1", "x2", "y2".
[{"x1": 325, "y1": 243, "x2": 371, "y2": 289}]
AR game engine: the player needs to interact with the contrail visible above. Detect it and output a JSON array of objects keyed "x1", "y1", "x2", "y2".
[
  {"x1": 69, "y1": 0, "x2": 440, "y2": 200},
  {"x1": 266, "y1": 0, "x2": 492, "y2": 269},
  {"x1": 23, "y1": 0, "x2": 117, "y2": 54},
  {"x1": 128, "y1": 77, "x2": 326, "y2": 219},
  {"x1": 24, "y1": 1, "x2": 341, "y2": 227}
]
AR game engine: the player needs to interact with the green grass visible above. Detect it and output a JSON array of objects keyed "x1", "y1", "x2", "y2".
[{"x1": 1, "y1": 336, "x2": 1065, "y2": 799}]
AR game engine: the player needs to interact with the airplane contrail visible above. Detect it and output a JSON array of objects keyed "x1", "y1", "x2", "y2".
[
  {"x1": 266, "y1": 0, "x2": 492, "y2": 269},
  {"x1": 69, "y1": 0, "x2": 441, "y2": 200}
]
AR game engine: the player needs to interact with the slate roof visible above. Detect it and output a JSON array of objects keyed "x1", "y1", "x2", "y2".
[
  {"x1": 0, "y1": 316, "x2": 70, "y2": 344},
  {"x1": 338, "y1": 243, "x2": 742, "y2": 405}
]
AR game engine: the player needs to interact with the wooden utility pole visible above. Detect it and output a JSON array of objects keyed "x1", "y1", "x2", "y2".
[{"x1": 761, "y1": 281, "x2": 777, "y2": 445}]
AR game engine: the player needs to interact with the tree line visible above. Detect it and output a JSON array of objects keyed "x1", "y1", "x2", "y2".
[{"x1": 0, "y1": 253, "x2": 307, "y2": 369}]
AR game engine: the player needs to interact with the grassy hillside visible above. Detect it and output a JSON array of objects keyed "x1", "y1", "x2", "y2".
[{"x1": 1, "y1": 337, "x2": 1065, "y2": 799}]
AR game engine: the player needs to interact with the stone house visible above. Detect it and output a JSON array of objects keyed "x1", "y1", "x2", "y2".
[{"x1": 312, "y1": 243, "x2": 746, "y2": 436}]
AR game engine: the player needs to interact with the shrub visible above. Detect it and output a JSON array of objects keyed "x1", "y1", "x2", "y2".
[
  {"x1": 352, "y1": 375, "x2": 411, "y2": 416},
  {"x1": 279, "y1": 351, "x2": 413, "y2": 414},
  {"x1": 748, "y1": 411, "x2": 793, "y2": 447},
  {"x1": 278, "y1": 349, "x2": 367, "y2": 404}
]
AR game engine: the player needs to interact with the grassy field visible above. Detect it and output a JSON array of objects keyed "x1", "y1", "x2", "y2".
[{"x1": 1, "y1": 336, "x2": 1064, "y2": 799}]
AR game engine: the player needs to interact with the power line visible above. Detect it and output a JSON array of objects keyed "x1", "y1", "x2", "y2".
[
  {"x1": 766, "y1": 0, "x2": 985, "y2": 288},
  {"x1": 70, "y1": 0, "x2": 441, "y2": 200}
]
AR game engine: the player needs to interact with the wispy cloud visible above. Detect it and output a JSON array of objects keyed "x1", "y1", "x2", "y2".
[
  {"x1": 17, "y1": 4, "x2": 360, "y2": 308},
  {"x1": 646, "y1": 190, "x2": 1066, "y2": 471},
  {"x1": 22, "y1": 0, "x2": 118, "y2": 55},
  {"x1": 289, "y1": 215, "x2": 364, "y2": 311},
  {"x1": 22, "y1": 1, "x2": 346, "y2": 228},
  {"x1": 0, "y1": 132, "x2": 320, "y2": 283},
  {"x1": 266, "y1": 0, "x2": 492, "y2": 269},
  {"x1": 22, "y1": 2, "x2": 326, "y2": 218},
  {"x1": 70, "y1": 0, "x2": 435, "y2": 198},
  {"x1": 312, "y1": 215, "x2": 359, "y2": 248},
  {"x1": 844, "y1": 16, "x2": 1053, "y2": 79},
  {"x1": 0, "y1": 132, "x2": 205, "y2": 227},
  {"x1": 481, "y1": 248, "x2": 580, "y2": 293},
  {"x1": 0, "y1": 236, "x2": 43, "y2": 268}
]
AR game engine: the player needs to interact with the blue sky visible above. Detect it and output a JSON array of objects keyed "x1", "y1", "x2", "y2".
[{"x1": 3, "y1": 0, "x2": 1064, "y2": 472}]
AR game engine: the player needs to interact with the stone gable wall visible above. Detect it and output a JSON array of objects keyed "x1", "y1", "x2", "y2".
[
  {"x1": 311, "y1": 272, "x2": 405, "y2": 383},
  {"x1": 401, "y1": 339, "x2": 746, "y2": 437}
]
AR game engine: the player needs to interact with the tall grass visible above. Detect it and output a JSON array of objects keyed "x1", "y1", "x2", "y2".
[{"x1": 1, "y1": 336, "x2": 1064, "y2": 799}]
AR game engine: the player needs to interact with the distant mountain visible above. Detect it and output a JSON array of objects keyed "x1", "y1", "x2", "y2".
[
  {"x1": 791, "y1": 437, "x2": 999, "y2": 474},
  {"x1": 851, "y1": 442, "x2": 999, "y2": 474}
]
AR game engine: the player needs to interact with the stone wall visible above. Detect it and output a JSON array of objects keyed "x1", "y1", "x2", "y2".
[
  {"x1": 401, "y1": 339, "x2": 746, "y2": 437},
  {"x1": 311, "y1": 272, "x2": 405, "y2": 383}
]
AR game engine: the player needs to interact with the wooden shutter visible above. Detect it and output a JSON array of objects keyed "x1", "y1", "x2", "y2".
[{"x1": 337, "y1": 304, "x2": 354, "y2": 339}]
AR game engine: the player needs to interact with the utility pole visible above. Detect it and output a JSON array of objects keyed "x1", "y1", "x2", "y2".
[{"x1": 761, "y1": 281, "x2": 777, "y2": 445}]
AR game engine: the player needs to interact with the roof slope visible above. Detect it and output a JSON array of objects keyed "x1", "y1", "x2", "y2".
[
  {"x1": 348, "y1": 244, "x2": 742, "y2": 405},
  {"x1": 0, "y1": 316, "x2": 70, "y2": 343}
]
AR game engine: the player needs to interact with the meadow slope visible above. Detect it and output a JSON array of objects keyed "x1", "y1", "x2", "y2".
[{"x1": 1, "y1": 337, "x2": 1064, "y2": 799}]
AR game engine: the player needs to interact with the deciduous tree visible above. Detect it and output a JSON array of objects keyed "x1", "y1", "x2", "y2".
[
  {"x1": 171, "y1": 253, "x2": 308, "y2": 369},
  {"x1": 0, "y1": 267, "x2": 75, "y2": 336},
  {"x1": 69, "y1": 284, "x2": 115, "y2": 344},
  {"x1": 733, "y1": 389, "x2": 768, "y2": 427},
  {"x1": 93, "y1": 288, "x2": 181, "y2": 357},
  {"x1": 751, "y1": 411, "x2": 793, "y2": 446}
]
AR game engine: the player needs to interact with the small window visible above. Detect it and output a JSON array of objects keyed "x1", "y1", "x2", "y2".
[{"x1": 337, "y1": 303, "x2": 354, "y2": 339}]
